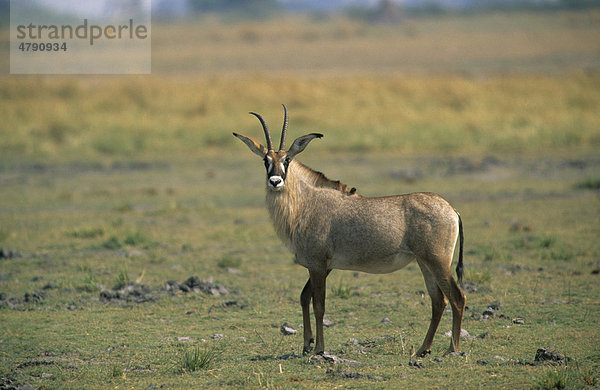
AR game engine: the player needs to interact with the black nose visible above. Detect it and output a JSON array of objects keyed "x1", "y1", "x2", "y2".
[{"x1": 269, "y1": 177, "x2": 282, "y2": 186}]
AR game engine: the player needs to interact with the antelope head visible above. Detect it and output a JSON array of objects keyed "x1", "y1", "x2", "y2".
[{"x1": 233, "y1": 104, "x2": 323, "y2": 191}]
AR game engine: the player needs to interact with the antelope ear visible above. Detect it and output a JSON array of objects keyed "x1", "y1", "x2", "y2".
[
  {"x1": 233, "y1": 132, "x2": 268, "y2": 157},
  {"x1": 287, "y1": 133, "x2": 323, "y2": 159}
]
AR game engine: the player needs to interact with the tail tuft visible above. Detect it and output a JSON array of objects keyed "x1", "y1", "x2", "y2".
[{"x1": 456, "y1": 214, "x2": 464, "y2": 286}]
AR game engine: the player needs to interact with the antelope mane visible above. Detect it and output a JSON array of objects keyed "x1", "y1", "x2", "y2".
[{"x1": 293, "y1": 161, "x2": 357, "y2": 196}]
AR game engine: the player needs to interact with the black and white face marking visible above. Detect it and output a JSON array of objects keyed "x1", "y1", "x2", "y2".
[{"x1": 264, "y1": 152, "x2": 290, "y2": 191}]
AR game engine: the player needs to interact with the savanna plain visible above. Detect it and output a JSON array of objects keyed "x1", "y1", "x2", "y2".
[{"x1": 1, "y1": 10, "x2": 600, "y2": 389}]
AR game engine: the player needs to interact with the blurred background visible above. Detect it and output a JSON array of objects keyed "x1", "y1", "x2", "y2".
[{"x1": 0, "y1": 0, "x2": 599, "y2": 160}]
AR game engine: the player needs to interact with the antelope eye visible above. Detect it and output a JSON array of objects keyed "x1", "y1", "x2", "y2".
[{"x1": 265, "y1": 155, "x2": 277, "y2": 173}]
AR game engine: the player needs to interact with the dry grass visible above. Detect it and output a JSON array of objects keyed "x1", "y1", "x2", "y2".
[
  {"x1": 0, "y1": 73, "x2": 598, "y2": 161},
  {"x1": 150, "y1": 11, "x2": 600, "y2": 75}
]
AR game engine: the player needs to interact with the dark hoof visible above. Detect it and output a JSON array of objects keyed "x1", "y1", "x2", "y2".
[
  {"x1": 303, "y1": 338, "x2": 314, "y2": 355},
  {"x1": 416, "y1": 349, "x2": 431, "y2": 358}
]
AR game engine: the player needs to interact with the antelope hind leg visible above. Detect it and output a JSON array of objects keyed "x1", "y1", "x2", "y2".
[
  {"x1": 444, "y1": 277, "x2": 466, "y2": 356},
  {"x1": 416, "y1": 264, "x2": 447, "y2": 357}
]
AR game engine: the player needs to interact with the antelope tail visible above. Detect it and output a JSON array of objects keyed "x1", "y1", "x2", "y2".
[{"x1": 456, "y1": 213, "x2": 464, "y2": 286}]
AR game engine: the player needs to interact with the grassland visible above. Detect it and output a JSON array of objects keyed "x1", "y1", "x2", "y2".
[
  {"x1": 1, "y1": 73, "x2": 599, "y2": 162},
  {"x1": 1, "y1": 9, "x2": 600, "y2": 389},
  {"x1": 150, "y1": 10, "x2": 600, "y2": 75}
]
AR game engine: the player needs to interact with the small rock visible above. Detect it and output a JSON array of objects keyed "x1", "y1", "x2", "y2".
[
  {"x1": 0, "y1": 248, "x2": 21, "y2": 259},
  {"x1": 165, "y1": 280, "x2": 178, "y2": 291},
  {"x1": 313, "y1": 353, "x2": 360, "y2": 366},
  {"x1": 280, "y1": 323, "x2": 297, "y2": 335},
  {"x1": 470, "y1": 312, "x2": 482, "y2": 321},
  {"x1": 381, "y1": 317, "x2": 392, "y2": 324},
  {"x1": 535, "y1": 347, "x2": 569, "y2": 366},
  {"x1": 346, "y1": 338, "x2": 359, "y2": 346},
  {"x1": 100, "y1": 283, "x2": 156, "y2": 304},
  {"x1": 323, "y1": 318, "x2": 334, "y2": 327},
  {"x1": 409, "y1": 358, "x2": 425, "y2": 369},
  {"x1": 512, "y1": 317, "x2": 525, "y2": 325},
  {"x1": 177, "y1": 336, "x2": 192, "y2": 342},
  {"x1": 66, "y1": 303, "x2": 81, "y2": 311},
  {"x1": 24, "y1": 291, "x2": 46, "y2": 303},
  {"x1": 211, "y1": 333, "x2": 224, "y2": 340},
  {"x1": 168, "y1": 276, "x2": 229, "y2": 296},
  {"x1": 326, "y1": 368, "x2": 363, "y2": 379},
  {"x1": 326, "y1": 368, "x2": 382, "y2": 380},
  {"x1": 482, "y1": 302, "x2": 501, "y2": 319},
  {"x1": 444, "y1": 328, "x2": 472, "y2": 340}
]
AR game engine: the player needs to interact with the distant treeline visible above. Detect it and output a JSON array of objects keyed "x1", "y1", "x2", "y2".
[
  {"x1": 186, "y1": 0, "x2": 598, "y2": 16},
  {"x1": 348, "y1": 0, "x2": 600, "y2": 20},
  {"x1": 0, "y1": 0, "x2": 598, "y2": 27},
  {"x1": 188, "y1": 0, "x2": 281, "y2": 17}
]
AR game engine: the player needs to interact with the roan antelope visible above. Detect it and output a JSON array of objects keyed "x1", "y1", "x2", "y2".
[{"x1": 233, "y1": 105, "x2": 466, "y2": 357}]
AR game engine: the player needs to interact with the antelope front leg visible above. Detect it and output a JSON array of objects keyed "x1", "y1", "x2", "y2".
[
  {"x1": 300, "y1": 278, "x2": 313, "y2": 354},
  {"x1": 309, "y1": 269, "x2": 328, "y2": 354}
]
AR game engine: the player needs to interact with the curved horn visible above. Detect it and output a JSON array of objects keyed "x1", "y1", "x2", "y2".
[
  {"x1": 249, "y1": 111, "x2": 273, "y2": 151},
  {"x1": 279, "y1": 104, "x2": 288, "y2": 151}
]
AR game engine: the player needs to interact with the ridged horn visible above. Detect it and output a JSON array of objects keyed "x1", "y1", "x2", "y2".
[
  {"x1": 279, "y1": 104, "x2": 288, "y2": 151},
  {"x1": 249, "y1": 111, "x2": 273, "y2": 151}
]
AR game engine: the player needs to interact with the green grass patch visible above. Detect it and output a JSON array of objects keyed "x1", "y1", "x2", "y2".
[
  {"x1": 534, "y1": 365, "x2": 599, "y2": 390},
  {"x1": 574, "y1": 177, "x2": 600, "y2": 190},
  {"x1": 216, "y1": 255, "x2": 241, "y2": 269},
  {"x1": 123, "y1": 231, "x2": 148, "y2": 247},
  {"x1": 331, "y1": 279, "x2": 353, "y2": 299},
  {"x1": 66, "y1": 227, "x2": 105, "y2": 239},
  {"x1": 181, "y1": 346, "x2": 220, "y2": 373},
  {"x1": 102, "y1": 235, "x2": 124, "y2": 250},
  {"x1": 113, "y1": 267, "x2": 130, "y2": 290}
]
